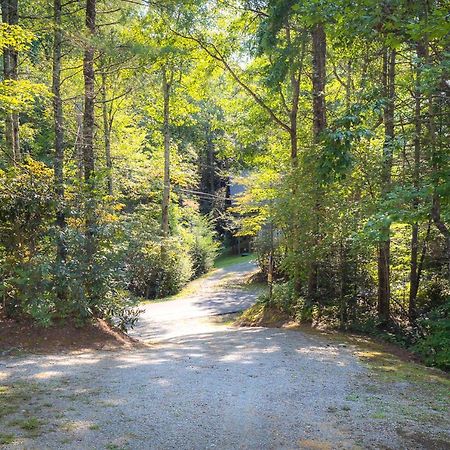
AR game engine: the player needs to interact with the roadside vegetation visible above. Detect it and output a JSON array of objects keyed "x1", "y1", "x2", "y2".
[{"x1": 0, "y1": 0, "x2": 448, "y2": 374}]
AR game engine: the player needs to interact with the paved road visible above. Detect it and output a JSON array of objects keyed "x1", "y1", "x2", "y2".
[{"x1": 1, "y1": 261, "x2": 449, "y2": 449}]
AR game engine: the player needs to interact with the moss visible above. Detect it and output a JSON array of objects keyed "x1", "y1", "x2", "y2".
[{"x1": 354, "y1": 341, "x2": 450, "y2": 427}]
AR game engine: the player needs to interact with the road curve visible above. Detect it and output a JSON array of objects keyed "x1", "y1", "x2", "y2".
[{"x1": 1, "y1": 261, "x2": 449, "y2": 449}]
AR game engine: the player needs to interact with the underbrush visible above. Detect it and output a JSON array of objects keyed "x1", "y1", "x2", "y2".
[
  {"x1": 0, "y1": 162, "x2": 218, "y2": 331},
  {"x1": 243, "y1": 279, "x2": 450, "y2": 371}
]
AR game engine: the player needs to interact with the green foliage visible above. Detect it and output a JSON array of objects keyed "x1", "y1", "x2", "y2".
[
  {"x1": 181, "y1": 213, "x2": 219, "y2": 277},
  {"x1": 414, "y1": 299, "x2": 450, "y2": 371},
  {"x1": 259, "y1": 281, "x2": 296, "y2": 315},
  {"x1": 127, "y1": 238, "x2": 193, "y2": 299},
  {"x1": 0, "y1": 159, "x2": 140, "y2": 329},
  {"x1": 0, "y1": 159, "x2": 55, "y2": 321}
]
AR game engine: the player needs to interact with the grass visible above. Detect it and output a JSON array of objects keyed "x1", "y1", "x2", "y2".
[
  {"x1": 214, "y1": 252, "x2": 255, "y2": 269},
  {"x1": 0, "y1": 433, "x2": 15, "y2": 445},
  {"x1": 139, "y1": 252, "x2": 256, "y2": 306},
  {"x1": 18, "y1": 417, "x2": 43, "y2": 431},
  {"x1": 235, "y1": 302, "x2": 290, "y2": 327},
  {"x1": 0, "y1": 382, "x2": 42, "y2": 419}
]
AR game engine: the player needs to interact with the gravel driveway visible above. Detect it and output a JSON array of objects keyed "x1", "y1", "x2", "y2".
[{"x1": 1, "y1": 261, "x2": 449, "y2": 449}]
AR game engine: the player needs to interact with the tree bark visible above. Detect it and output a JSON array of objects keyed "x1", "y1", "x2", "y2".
[
  {"x1": 432, "y1": 195, "x2": 450, "y2": 277},
  {"x1": 1, "y1": 0, "x2": 20, "y2": 162},
  {"x1": 101, "y1": 70, "x2": 113, "y2": 195},
  {"x1": 311, "y1": 23, "x2": 327, "y2": 138},
  {"x1": 307, "y1": 23, "x2": 327, "y2": 302},
  {"x1": 409, "y1": 39, "x2": 427, "y2": 323},
  {"x1": 161, "y1": 67, "x2": 171, "y2": 237},
  {"x1": 286, "y1": 26, "x2": 303, "y2": 165},
  {"x1": 377, "y1": 47, "x2": 396, "y2": 324},
  {"x1": 82, "y1": 0, "x2": 96, "y2": 260},
  {"x1": 52, "y1": 0, "x2": 67, "y2": 272}
]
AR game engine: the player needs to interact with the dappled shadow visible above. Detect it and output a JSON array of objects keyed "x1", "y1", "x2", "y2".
[
  {"x1": 0, "y1": 326, "x2": 365, "y2": 449},
  {"x1": 2, "y1": 260, "x2": 447, "y2": 449},
  {"x1": 131, "y1": 261, "x2": 259, "y2": 342}
]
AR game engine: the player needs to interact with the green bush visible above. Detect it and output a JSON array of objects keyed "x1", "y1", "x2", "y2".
[
  {"x1": 0, "y1": 159, "x2": 56, "y2": 323},
  {"x1": 0, "y1": 160, "x2": 140, "y2": 329},
  {"x1": 181, "y1": 214, "x2": 219, "y2": 278},
  {"x1": 127, "y1": 237, "x2": 193, "y2": 299},
  {"x1": 259, "y1": 281, "x2": 296, "y2": 315},
  {"x1": 414, "y1": 298, "x2": 450, "y2": 371}
]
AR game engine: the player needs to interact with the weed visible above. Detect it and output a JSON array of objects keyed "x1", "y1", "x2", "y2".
[
  {"x1": 19, "y1": 417, "x2": 43, "y2": 431},
  {"x1": 0, "y1": 433, "x2": 15, "y2": 445}
]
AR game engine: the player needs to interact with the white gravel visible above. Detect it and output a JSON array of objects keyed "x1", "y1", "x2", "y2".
[{"x1": 1, "y1": 261, "x2": 449, "y2": 449}]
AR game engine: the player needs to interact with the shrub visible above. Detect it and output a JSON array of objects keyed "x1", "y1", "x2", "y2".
[
  {"x1": 0, "y1": 159, "x2": 55, "y2": 323},
  {"x1": 258, "y1": 281, "x2": 296, "y2": 315},
  {"x1": 0, "y1": 161, "x2": 140, "y2": 330},
  {"x1": 127, "y1": 237, "x2": 193, "y2": 299},
  {"x1": 414, "y1": 298, "x2": 450, "y2": 371},
  {"x1": 181, "y1": 214, "x2": 219, "y2": 278}
]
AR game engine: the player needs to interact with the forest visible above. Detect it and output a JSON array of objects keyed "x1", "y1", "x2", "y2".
[{"x1": 0, "y1": 0, "x2": 449, "y2": 373}]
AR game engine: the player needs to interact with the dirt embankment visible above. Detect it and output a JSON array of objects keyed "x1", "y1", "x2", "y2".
[{"x1": 0, "y1": 315, "x2": 143, "y2": 354}]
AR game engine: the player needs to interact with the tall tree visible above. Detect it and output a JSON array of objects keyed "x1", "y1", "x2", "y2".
[
  {"x1": 52, "y1": 0, "x2": 66, "y2": 272},
  {"x1": 377, "y1": 47, "x2": 396, "y2": 324},
  {"x1": 82, "y1": 0, "x2": 97, "y2": 264},
  {"x1": 161, "y1": 66, "x2": 173, "y2": 237},
  {"x1": 307, "y1": 22, "x2": 327, "y2": 301},
  {"x1": 1, "y1": 0, "x2": 20, "y2": 161},
  {"x1": 100, "y1": 68, "x2": 113, "y2": 196}
]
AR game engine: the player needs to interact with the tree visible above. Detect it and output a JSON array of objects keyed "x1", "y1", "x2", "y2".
[
  {"x1": 82, "y1": 0, "x2": 97, "y2": 265},
  {"x1": 52, "y1": 0, "x2": 66, "y2": 276},
  {"x1": 1, "y1": 0, "x2": 20, "y2": 161}
]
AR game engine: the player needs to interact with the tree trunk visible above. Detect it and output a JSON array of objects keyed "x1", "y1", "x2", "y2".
[
  {"x1": 101, "y1": 70, "x2": 113, "y2": 195},
  {"x1": 286, "y1": 25, "x2": 303, "y2": 165},
  {"x1": 1, "y1": 0, "x2": 20, "y2": 162},
  {"x1": 286, "y1": 28, "x2": 305, "y2": 295},
  {"x1": 409, "y1": 39, "x2": 427, "y2": 323},
  {"x1": 426, "y1": 33, "x2": 450, "y2": 278},
  {"x1": 311, "y1": 23, "x2": 327, "y2": 137},
  {"x1": 432, "y1": 195, "x2": 450, "y2": 277},
  {"x1": 82, "y1": 0, "x2": 96, "y2": 261},
  {"x1": 52, "y1": 0, "x2": 67, "y2": 274},
  {"x1": 161, "y1": 67, "x2": 171, "y2": 237},
  {"x1": 308, "y1": 23, "x2": 327, "y2": 302},
  {"x1": 377, "y1": 48, "x2": 396, "y2": 324}
]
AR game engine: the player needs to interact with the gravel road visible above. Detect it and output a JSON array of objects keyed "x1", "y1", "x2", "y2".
[{"x1": 1, "y1": 261, "x2": 449, "y2": 449}]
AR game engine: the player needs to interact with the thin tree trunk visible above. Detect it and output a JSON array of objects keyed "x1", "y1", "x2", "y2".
[
  {"x1": 432, "y1": 195, "x2": 450, "y2": 277},
  {"x1": 311, "y1": 23, "x2": 327, "y2": 137},
  {"x1": 286, "y1": 26, "x2": 303, "y2": 165},
  {"x1": 82, "y1": 0, "x2": 96, "y2": 261},
  {"x1": 101, "y1": 70, "x2": 113, "y2": 195},
  {"x1": 286, "y1": 28, "x2": 305, "y2": 295},
  {"x1": 75, "y1": 101, "x2": 84, "y2": 180},
  {"x1": 409, "y1": 39, "x2": 426, "y2": 323},
  {"x1": 378, "y1": 48, "x2": 396, "y2": 324},
  {"x1": 1, "y1": 0, "x2": 20, "y2": 162},
  {"x1": 52, "y1": 0, "x2": 67, "y2": 276},
  {"x1": 339, "y1": 239, "x2": 349, "y2": 327},
  {"x1": 427, "y1": 37, "x2": 450, "y2": 278},
  {"x1": 308, "y1": 23, "x2": 327, "y2": 302},
  {"x1": 161, "y1": 67, "x2": 171, "y2": 237}
]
